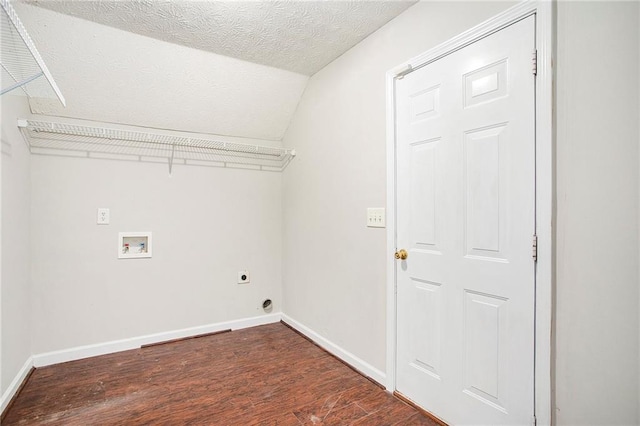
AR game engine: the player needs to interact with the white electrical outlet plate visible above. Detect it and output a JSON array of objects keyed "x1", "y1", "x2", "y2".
[
  {"x1": 97, "y1": 208, "x2": 110, "y2": 225},
  {"x1": 367, "y1": 208, "x2": 385, "y2": 228},
  {"x1": 238, "y1": 270, "x2": 250, "y2": 284}
]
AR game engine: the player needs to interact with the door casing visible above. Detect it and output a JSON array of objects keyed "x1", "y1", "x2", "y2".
[{"x1": 385, "y1": 1, "x2": 554, "y2": 425}]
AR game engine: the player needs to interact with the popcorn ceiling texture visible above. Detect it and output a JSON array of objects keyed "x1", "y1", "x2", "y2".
[
  {"x1": 14, "y1": 3, "x2": 310, "y2": 141},
  {"x1": 24, "y1": 0, "x2": 416, "y2": 76}
]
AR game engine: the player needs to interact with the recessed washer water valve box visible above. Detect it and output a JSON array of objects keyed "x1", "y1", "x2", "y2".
[
  {"x1": 118, "y1": 232, "x2": 152, "y2": 259},
  {"x1": 238, "y1": 271, "x2": 250, "y2": 284}
]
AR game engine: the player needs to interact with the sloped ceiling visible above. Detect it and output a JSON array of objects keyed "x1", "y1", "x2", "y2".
[
  {"x1": 24, "y1": 1, "x2": 416, "y2": 76},
  {"x1": 12, "y1": 1, "x2": 416, "y2": 141}
]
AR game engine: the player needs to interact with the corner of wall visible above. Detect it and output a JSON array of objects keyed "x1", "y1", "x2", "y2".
[
  {"x1": 1, "y1": 94, "x2": 33, "y2": 399},
  {"x1": 0, "y1": 356, "x2": 33, "y2": 415},
  {"x1": 637, "y1": 3, "x2": 640, "y2": 422}
]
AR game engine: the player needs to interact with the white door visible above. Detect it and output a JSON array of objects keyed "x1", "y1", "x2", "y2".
[{"x1": 395, "y1": 16, "x2": 536, "y2": 426}]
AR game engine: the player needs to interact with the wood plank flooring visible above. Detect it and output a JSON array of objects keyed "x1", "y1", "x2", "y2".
[{"x1": 3, "y1": 322, "x2": 437, "y2": 425}]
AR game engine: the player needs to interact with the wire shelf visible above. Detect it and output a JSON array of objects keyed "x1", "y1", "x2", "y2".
[
  {"x1": 1, "y1": 0, "x2": 65, "y2": 104},
  {"x1": 18, "y1": 119, "x2": 296, "y2": 173}
]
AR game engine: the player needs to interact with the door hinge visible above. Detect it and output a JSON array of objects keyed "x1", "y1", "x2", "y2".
[
  {"x1": 531, "y1": 415, "x2": 537, "y2": 426},
  {"x1": 532, "y1": 50, "x2": 538, "y2": 75},
  {"x1": 532, "y1": 234, "x2": 538, "y2": 262}
]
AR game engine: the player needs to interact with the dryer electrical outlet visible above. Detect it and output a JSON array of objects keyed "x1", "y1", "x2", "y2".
[{"x1": 238, "y1": 271, "x2": 250, "y2": 284}]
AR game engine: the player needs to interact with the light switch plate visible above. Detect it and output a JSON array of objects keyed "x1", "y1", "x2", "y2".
[
  {"x1": 97, "y1": 208, "x2": 110, "y2": 225},
  {"x1": 367, "y1": 208, "x2": 385, "y2": 228}
]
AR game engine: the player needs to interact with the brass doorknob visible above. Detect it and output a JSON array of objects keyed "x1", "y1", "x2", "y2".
[{"x1": 395, "y1": 249, "x2": 408, "y2": 260}]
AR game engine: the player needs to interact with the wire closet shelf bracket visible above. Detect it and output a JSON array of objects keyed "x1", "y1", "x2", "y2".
[
  {"x1": 18, "y1": 119, "x2": 296, "y2": 173},
  {"x1": 1, "y1": 0, "x2": 65, "y2": 104}
]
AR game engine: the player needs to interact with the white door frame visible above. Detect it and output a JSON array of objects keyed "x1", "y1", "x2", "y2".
[{"x1": 385, "y1": 1, "x2": 554, "y2": 425}]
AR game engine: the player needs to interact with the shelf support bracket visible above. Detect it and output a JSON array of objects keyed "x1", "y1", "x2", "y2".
[
  {"x1": 168, "y1": 141, "x2": 176, "y2": 176},
  {"x1": 0, "y1": 71, "x2": 43, "y2": 95},
  {"x1": 1, "y1": 0, "x2": 66, "y2": 105}
]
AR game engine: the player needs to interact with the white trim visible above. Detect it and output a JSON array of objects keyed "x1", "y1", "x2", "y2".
[
  {"x1": 385, "y1": 60, "x2": 399, "y2": 393},
  {"x1": 4, "y1": 315, "x2": 388, "y2": 415},
  {"x1": 532, "y1": 3, "x2": 554, "y2": 425},
  {"x1": 385, "y1": 2, "x2": 553, "y2": 425},
  {"x1": 404, "y1": 2, "x2": 538, "y2": 74},
  {"x1": 281, "y1": 313, "x2": 386, "y2": 386},
  {"x1": 32, "y1": 313, "x2": 282, "y2": 367},
  {"x1": 1, "y1": 356, "x2": 34, "y2": 414}
]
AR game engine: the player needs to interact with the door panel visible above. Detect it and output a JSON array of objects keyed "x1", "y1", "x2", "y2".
[
  {"x1": 463, "y1": 289, "x2": 508, "y2": 412},
  {"x1": 464, "y1": 124, "x2": 507, "y2": 260},
  {"x1": 410, "y1": 138, "x2": 441, "y2": 250},
  {"x1": 409, "y1": 279, "x2": 443, "y2": 379},
  {"x1": 395, "y1": 16, "x2": 535, "y2": 426}
]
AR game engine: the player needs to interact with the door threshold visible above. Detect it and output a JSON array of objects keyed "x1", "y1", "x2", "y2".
[{"x1": 393, "y1": 391, "x2": 449, "y2": 426}]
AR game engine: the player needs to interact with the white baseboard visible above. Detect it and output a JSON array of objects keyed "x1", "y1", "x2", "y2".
[
  {"x1": 5, "y1": 312, "x2": 384, "y2": 413},
  {"x1": 32, "y1": 313, "x2": 282, "y2": 368},
  {"x1": 1, "y1": 356, "x2": 34, "y2": 414},
  {"x1": 281, "y1": 313, "x2": 386, "y2": 385}
]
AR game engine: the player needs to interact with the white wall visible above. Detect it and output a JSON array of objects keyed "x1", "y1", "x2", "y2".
[
  {"x1": 5, "y1": 3, "x2": 640, "y2": 425},
  {"x1": 14, "y1": 3, "x2": 308, "y2": 141},
  {"x1": 281, "y1": 1, "x2": 514, "y2": 374},
  {"x1": 6, "y1": 2, "x2": 289, "y2": 356},
  {"x1": 1, "y1": 95, "x2": 32, "y2": 394},
  {"x1": 30, "y1": 154, "x2": 282, "y2": 354},
  {"x1": 555, "y1": 2, "x2": 639, "y2": 424}
]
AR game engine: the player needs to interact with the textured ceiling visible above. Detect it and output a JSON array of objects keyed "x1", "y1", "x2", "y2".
[
  {"x1": 14, "y1": 3, "x2": 309, "y2": 141},
  {"x1": 23, "y1": 0, "x2": 416, "y2": 76}
]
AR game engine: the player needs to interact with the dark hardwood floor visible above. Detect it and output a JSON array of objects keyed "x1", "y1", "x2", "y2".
[{"x1": 3, "y1": 322, "x2": 437, "y2": 425}]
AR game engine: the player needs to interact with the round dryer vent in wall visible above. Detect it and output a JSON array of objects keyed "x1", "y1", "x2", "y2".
[{"x1": 262, "y1": 299, "x2": 272, "y2": 311}]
